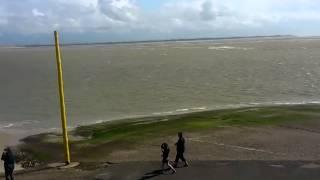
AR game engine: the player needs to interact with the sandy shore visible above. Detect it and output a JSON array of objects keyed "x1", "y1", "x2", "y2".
[
  {"x1": 11, "y1": 118, "x2": 320, "y2": 179},
  {"x1": 4, "y1": 104, "x2": 320, "y2": 179}
]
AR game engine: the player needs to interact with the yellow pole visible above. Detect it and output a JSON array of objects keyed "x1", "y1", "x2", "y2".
[{"x1": 54, "y1": 30, "x2": 71, "y2": 164}]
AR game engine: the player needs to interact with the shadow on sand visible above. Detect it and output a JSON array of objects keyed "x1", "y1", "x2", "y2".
[
  {"x1": 138, "y1": 168, "x2": 173, "y2": 180},
  {"x1": 138, "y1": 163, "x2": 188, "y2": 180}
]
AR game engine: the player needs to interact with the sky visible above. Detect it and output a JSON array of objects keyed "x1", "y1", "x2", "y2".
[{"x1": 0, "y1": 0, "x2": 320, "y2": 45}]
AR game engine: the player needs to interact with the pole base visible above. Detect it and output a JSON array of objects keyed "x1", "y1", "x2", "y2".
[
  {"x1": 59, "y1": 162, "x2": 80, "y2": 169},
  {"x1": 47, "y1": 162, "x2": 80, "y2": 169},
  {"x1": 47, "y1": 163, "x2": 65, "y2": 168}
]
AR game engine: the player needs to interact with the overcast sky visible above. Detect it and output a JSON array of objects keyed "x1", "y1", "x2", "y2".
[{"x1": 0, "y1": 0, "x2": 320, "y2": 45}]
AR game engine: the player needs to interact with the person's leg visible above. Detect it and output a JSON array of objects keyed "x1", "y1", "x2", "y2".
[
  {"x1": 174, "y1": 154, "x2": 179, "y2": 167},
  {"x1": 167, "y1": 162, "x2": 176, "y2": 173},
  {"x1": 6, "y1": 167, "x2": 14, "y2": 180},
  {"x1": 10, "y1": 167, "x2": 14, "y2": 180},
  {"x1": 5, "y1": 172, "x2": 9, "y2": 180},
  {"x1": 4, "y1": 166, "x2": 9, "y2": 180},
  {"x1": 173, "y1": 154, "x2": 179, "y2": 168},
  {"x1": 162, "y1": 160, "x2": 169, "y2": 174},
  {"x1": 5, "y1": 174, "x2": 9, "y2": 180},
  {"x1": 180, "y1": 153, "x2": 189, "y2": 167},
  {"x1": 161, "y1": 162, "x2": 165, "y2": 172},
  {"x1": 175, "y1": 153, "x2": 179, "y2": 163}
]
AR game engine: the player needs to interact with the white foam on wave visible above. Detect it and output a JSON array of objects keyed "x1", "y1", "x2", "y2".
[
  {"x1": 275, "y1": 101, "x2": 320, "y2": 105},
  {"x1": 172, "y1": 46, "x2": 202, "y2": 49},
  {"x1": 190, "y1": 107, "x2": 207, "y2": 110},
  {"x1": 249, "y1": 101, "x2": 320, "y2": 106},
  {"x1": 152, "y1": 111, "x2": 174, "y2": 115},
  {"x1": 208, "y1": 46, "x2": 253, "y2": 50},
  {"x1": 0, "y1": 120, "x2": 41, "y2": 129},
  {"x1": 95, "y1": 120, "x2": 104, "y2": 124},
  {"x1": 0, "y1": 46, "x2": 26, "y2": 49},
  {"x1": 176, "y1": 108, "x2": 189, "y2": 112},
  {"x1": 207, "y1": 101, "x2": 320, "y2": 112},
  {"x1": 160, "y1": 118, "x2": 169, "y2": 122},
  {"x1": 131, "y1": 47, "x2": 156, "y2": 51},
  {"x1": 152, "y1": 106, "x2": 208, "y2": 116},
  {"x1": 1, "y1": 123, "x2": 14, "y2": 128}
]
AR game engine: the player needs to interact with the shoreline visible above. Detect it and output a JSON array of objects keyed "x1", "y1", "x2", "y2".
[
  {"x1": 3, "y1": 101, "x2": 320, "y2": 137},
  {"x1": 0, "y1": 102, "x2": 319, "y2": 145},
  {"x1": 16, "y1": 104, "x2": 320, "y2": 162},
  {"x1": 1, "y1": 103, "x2": 320, "y2": 178}
]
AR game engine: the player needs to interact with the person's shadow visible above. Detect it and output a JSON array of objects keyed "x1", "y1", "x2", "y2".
[{"x1": 138, "y1": 168, "x2": 172, "y2": 180}]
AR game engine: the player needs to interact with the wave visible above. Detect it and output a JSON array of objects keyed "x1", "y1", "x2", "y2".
[
  {"x1": 0, "y1": 46, "x2": 26, "y2": 49},
  {"x1": 0, "y1": 120, "x2": 40, "y2": 129},
  {"x1": 249, "y1": 101, "x2": 320, "y2": 106},
  {"x1": 152, "y1": 106, "x2": 208, "y2": 116},
  {"x1": 172, "y1": 46, "x2": 202, "y2": 49},
  {"x1": 0, "y1": 123, "x2": 14, "y2": 129},
  {"x1": 152, "y1": 111, "x2": 174, "y2": 115},
  {"x1": 208, "y1": 46, "x2": 253, "y2": 50},
  {"x1": 150, "y1": 101, "x2": 320, "y2": 117},
  {"x1": 80, "y1": 101, "x2": 320, "y2": 128},
  {"x1": 1, "y1": 101, "x2": 320, "y2": 132}
]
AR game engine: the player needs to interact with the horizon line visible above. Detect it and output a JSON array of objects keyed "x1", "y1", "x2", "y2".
[{"x1": 2, "y1": 34, "x2": 319, "y2": 47}]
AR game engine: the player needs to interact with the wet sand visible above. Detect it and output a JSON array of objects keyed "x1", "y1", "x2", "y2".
[
  {"x1": 10, "y1": 161, "x2": 320, "y2": 180},
  {"x1": 10, "y1": 120, "x2": 320, "y2": 179},
  {"x1": 5, "y1": 104, "x2": 320, "y2": 179}
]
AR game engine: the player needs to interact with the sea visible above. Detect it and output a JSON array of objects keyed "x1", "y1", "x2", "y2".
[{"x1": 1, "y1": 37, "x2": 320, "y2": 135}]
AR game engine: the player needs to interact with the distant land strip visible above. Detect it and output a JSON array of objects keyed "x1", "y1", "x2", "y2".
[{"x1": 19, "y1": 35, "x2": 300, "y2": 48}]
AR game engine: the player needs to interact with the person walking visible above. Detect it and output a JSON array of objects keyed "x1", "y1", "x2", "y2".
[
  {"x1": 1, "y1": 147, "x2": 15, "y2": 180},
  {"x1": 174, "y1": 132, "x2": 189, "y2": 167},
  {"x1": 161, "y1": 143, "x2": 176, "y2": 174}
]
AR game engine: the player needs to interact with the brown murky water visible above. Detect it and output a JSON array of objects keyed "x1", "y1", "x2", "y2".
[{"x1": 1, "y1": 38, "x2": 320, "y2": 132}]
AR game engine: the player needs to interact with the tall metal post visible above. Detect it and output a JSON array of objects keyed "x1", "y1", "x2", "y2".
[{"x1": 54, "y1": 30, "x2": 71, "y2": 164}]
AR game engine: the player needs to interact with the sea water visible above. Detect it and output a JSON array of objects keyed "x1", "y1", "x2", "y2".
[{"x1": 1, "y1": 37, "x2": 320, "y2": 134}]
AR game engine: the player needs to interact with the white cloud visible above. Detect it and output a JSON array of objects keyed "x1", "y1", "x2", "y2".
[
  {"x1": 98, "y1": 0, "x2": 139, "y2": 22},
  {"x1": 0, "y1": 0, "x2": 320, "y2": 42},
  {"x1": 32, "y1": 8, "x2": 45, "y2": 17}
]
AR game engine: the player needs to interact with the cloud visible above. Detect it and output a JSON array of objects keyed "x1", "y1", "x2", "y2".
[
  {"x1": 160, "y1": 0, "x2": 320, "y2": 32},
  {"x1": 0, "y1": 0, "x2": 320, "y2": 44},
  {"x1": 200, "y1": 1, "x2": 217, "y2": 21},
  {"x1": 32, "y1": 8, "x2": 45, "y2": 17},
  {"x1": 0, "y1": 0, "x2": 142, "y2": 34},
  {"x1": 98, "y1": 0, "x2": 139, "y2": 22}
]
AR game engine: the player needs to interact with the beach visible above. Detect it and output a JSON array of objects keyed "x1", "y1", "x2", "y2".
[{"x1": 4, "y1": 104, "x2": 320, "y2": 179}]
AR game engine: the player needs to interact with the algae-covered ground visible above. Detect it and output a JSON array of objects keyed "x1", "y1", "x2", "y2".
[
  {"x1": 74, "y1": 104, "x2": 320, "y2": 145},
  {"x1": 17, "y1": 104, "x2": 320, "y2": 165}
]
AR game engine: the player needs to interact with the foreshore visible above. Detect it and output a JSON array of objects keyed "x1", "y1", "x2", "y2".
[{"x1": 2, "y1": 104, "x2": 320, "y2": 179}]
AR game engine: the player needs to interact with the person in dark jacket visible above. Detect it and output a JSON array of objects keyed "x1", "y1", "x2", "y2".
[
  {"x1": 161, "y1": 143, "x2": 176, "y2": 173},
  {"x1": 1, "y1": 147, "x2": 15, "y2": 180},
  {"x1": 174, "y1": 132, "x2": 189, "y2": 167}
]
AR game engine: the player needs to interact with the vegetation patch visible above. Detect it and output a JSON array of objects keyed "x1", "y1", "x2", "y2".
[{"x1": 18, "y1": 104, "x2": 320, "y2": 165}]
